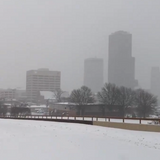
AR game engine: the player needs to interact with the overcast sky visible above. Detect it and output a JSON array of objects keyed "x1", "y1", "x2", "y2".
[{"x1": 0, "y1": 0, "x2": 160, "y2": 91}]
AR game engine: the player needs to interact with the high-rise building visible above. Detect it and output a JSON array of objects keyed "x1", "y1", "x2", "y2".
[
  {"x1": 151, "y1": 67, "x2": 160, "y2": 97},
  {"x1": 84, "y1": 58, "x2": 103, "y2": 93},
  {"x1": 26, "y1": 68, "x2": 61, "y2": 102},
  {"x1": 108, "y1": 31, "x2": 138, "y2": 88}
]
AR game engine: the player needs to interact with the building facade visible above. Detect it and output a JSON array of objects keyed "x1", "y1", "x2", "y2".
[
  {"x1": 0, "y1": 89, "x2": 16, "y2": 100},
  {"x1": 108, "y1": 31, "x2": 138, "y2": 89},
  {"x1": 151, "y1": 67, "x2": 160, "y2": 97},
  {"x1": 84, "y1": 58, "x2": 103, "y2": 93},
  {"x1": 26, "y1": 68, "x2": 61, "y2": 103}
]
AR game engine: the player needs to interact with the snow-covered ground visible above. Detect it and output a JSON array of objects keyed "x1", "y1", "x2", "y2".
[{"x1": 0, "y1": 119, "x2": 160, "y2": 160}]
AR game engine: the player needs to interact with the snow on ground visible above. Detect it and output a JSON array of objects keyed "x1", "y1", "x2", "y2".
[{"x1": 0, "y1": 119, "x2": 160, "y2": 160}]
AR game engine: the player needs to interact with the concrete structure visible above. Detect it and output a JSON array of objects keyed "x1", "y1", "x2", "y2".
[
  {"x1": 29, "y1": 105, "x2": 48, "y2": 115},
  {"x1": 26, "y1": 68, "x2": 61, "y2": 103},
  {"x1": 108, "y1": 31, "x2": 138, "y2": 89},
  {"x1": 151, "y1": 67, "x2": 160, "y2": 98},
  {"x1": 49, "y1": 102, "x2": 76, "y2": 116},
  {"x1": 84, "y1": 58, "x2": 103, "y2": 93}
]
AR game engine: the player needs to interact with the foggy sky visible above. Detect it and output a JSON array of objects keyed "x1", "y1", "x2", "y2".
[{"x1": 0, "y1": 0, "x2": 160, "y2": 92}]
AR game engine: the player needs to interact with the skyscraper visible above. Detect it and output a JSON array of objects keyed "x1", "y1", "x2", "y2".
[
  {"x1": 84, "y1": 58, "x2": 103, "y2": 93},
  {"x1": 151, "y1": 67, "x2": 160, "y2": 97},
  {"x1": 26, "y1": 68, "x2": 61, "y2": 102},
  {"x1": 108, "y1": 31, "x2": 138, "y2": 88}
]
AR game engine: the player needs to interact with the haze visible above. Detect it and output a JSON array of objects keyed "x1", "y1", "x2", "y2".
[{"x1": 0, "y1": 0, "x2": 160, "y2": 92}]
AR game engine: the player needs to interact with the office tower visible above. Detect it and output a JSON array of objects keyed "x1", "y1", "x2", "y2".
[
  {"x1": 84, "y1": 58, "x2": 103, "y2": 93},
  {"x1": 108, "y1": 31, "x2": 138, "y2": 88},
  {"x1": 26, "y1": 68, "x2": 61, "y2": 102},
  {"x1": 151, "y1": 67, "x2": 160, "y2": 97}
]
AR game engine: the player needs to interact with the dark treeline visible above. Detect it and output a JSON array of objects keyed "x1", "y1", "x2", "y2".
[
  {"x1": 70, "y1": 83, "x2": 158, "y2": 118},
  {"x1": 0, "y1": 84, "x2": 158, "y2": 118}
]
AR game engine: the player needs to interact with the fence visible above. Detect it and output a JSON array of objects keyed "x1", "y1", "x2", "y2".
[{"x1": 0, "y1": 115, "x2": 160, "y2": 125}]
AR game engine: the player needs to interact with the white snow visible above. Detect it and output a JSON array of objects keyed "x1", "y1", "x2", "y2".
[{"x1": 0, "y1": 119, "x2": 160, "y2": 160}]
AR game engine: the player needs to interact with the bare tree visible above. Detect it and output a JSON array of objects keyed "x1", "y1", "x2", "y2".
[
  {"x1": 70, "y1": 89, "x2": 81, "y2": 104},
  {"x1": 53, "y1": 88, "x2": 65, "y2": 102},
  {"x1": 134, "y1": 89, "x2": 157, "y2": 118},
  {"x1": 97, "y1": 83, "x2": 119, "y2": 115},
  {"x1": 70, "y1": 86, "x2": 94, "y2": 115},
  {"x1": 117, "y1": 86, "x2": 135, "y2": 117}
]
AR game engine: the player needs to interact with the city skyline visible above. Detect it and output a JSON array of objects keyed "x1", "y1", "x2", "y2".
[
  {"x1": 151, "y1": 67, "x2": 160, "y2": 98},
  {"x1": 0, "y1": 0, "x2": 160, "y2": 91},
  {"x1": 0, "y1": 30, "x2": 158, "y2": 93},
  {"x1": 84, "y1": 58, "x2": 103, "y2": 93},
  {"x1": 108, "y1": 31, "x2": 138, "y2": 89}
]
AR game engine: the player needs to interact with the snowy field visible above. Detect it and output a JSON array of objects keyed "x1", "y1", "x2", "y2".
[{"x1": 0, "y1": 119, "x2": 160, "y2": 160}]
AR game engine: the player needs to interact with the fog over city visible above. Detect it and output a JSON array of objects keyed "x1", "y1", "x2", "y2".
[{"x1": 0, "y1": 0, "x2": 160, "y2": 91}]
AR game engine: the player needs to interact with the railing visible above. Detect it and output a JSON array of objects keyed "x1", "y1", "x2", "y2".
[{"x1": 0, "y1": 115, "x2": 160, "y2": 125}]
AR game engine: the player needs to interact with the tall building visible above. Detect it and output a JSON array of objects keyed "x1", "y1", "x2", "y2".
[
  {"x1": 151, "y1": 67, "x2": 160, "y2": 97},
  {"x1": 108, "y1": 31, "x2": 138, "y2": 88},
  {"x1": 84, "y1": 58, "x2": 103, "y2": 93},
  {"x1": 26, "y1": 68, "x2": 61, "y2": 102}
]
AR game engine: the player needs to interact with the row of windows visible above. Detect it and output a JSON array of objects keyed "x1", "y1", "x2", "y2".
[
  {"x1": 0, "y1": 92, "x2": 15, "y2": 94},
  {"x1": 26, "y1": 79, "x2": 60, "y2": 81},
  {"x1": 27, "y1": 85, "x2": 60, "y2": 87},
  {"x1": 0, "y1": 96, "x2": 15, "y2": 98},
  {"x1": 26, "y1": 87, "x2": 60, "y2": 90},
  {"x1": 27, "y1": 82, "x2": 60, "y2": 85},
  {"x1": 0, "y1": 93, "x2": 15, "y2": 94},
  {"x1": 27, "y1": 81, "x2": 60, "y2": 84},
  {"x1": 27, "y1": 75, "x2": 60, "y2": 77},
  {"x1": 27, "y1": 86, "x2": 60, "y2": 89},
  {"x1": 26, "y1": 84, "x2": 60, "y2": 87},
  {"x1": 27, "y1": 84, "x2": 60, "y2": 88},
  {"x1": 27, "y1": 75, "x2": 60, "y2": 78},
  {"x1": 27, "y1": 77, "x2": 60, "y2": 80},
  {"x1": 27, "y1": 80, "x2": 60, "y2": 83}
]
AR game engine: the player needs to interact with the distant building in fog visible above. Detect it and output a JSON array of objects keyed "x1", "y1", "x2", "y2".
[
  {"x1": 108, "y1": 31, "x2": 138, "y2": 88},
  {"x1": 84, "y1": 58, "x2": 103, "y2": 93},
  {"x1": 0, "y1": 89, "x2": 16, "y2": 99},
  {"x1": 0, "y1": 89, "x2": 27, "y2": 102},
  {"x1": 26, "y1": 68, "x2": 61, "y2": 103},
  {"x1": 151, "y1": 67, "x2": 160, "y2": 97}
]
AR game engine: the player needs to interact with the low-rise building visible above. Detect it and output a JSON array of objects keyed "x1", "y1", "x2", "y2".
[
  {"x1": 49, "y1": 102, "x2": 76, "y2": 116},
  {"x1": 0, "y1": 89, "x2": 16, "y2": 99},
  {"x1": 49, "y1": 103, "x2": 123, "y2": 117},
  {"x1": 29, "y1": 105, "x2": 49, "y2": 115}
]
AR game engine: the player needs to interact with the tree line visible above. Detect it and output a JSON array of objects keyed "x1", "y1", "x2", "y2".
[{"x1": 69, "y1": 83, "x2": 158, "y2": 118}]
